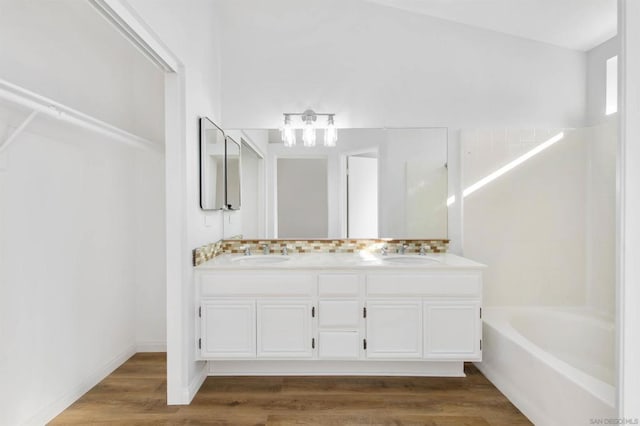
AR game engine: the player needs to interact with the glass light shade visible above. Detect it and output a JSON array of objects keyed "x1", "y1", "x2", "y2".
[
  {"x1": 324, "y1": 117, "x2": 337, "y2": 147},
  {"x1": 282, "y1": 115, "x2": 296, "y2": 147},
  {"x1": 302, "y1": 120, "x2": 316, "y2": 147}
]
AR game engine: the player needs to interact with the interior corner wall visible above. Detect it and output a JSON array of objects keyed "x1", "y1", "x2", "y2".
[
  {"x1": 125, "y1": 0, "x2": 224, "y2": 403},
  {"x1": 587, "y1": 36, "x2": 620, "y2": 126}
]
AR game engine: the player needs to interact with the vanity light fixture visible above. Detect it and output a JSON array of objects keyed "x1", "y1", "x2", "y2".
[
  {"x1": 302, "y1": 110, "x2": 317, "y2": 147},
  {"x1": 324, "y1": 114, "x2": 337, "y2": 147},
  {"x1": 281, "y1": 109, "x2": 338, "y2": 147},
  {"x1": 282, "y1": 114, "x2": 296, "y2": 147}
]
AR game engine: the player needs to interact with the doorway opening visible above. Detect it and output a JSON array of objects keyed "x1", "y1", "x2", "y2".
[{"x1": 345, "y1": 151, "x2": 379, "y2": 238}]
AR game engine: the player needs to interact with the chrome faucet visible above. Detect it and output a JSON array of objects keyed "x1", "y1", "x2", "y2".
[
  {"x1": 419, "y1": 245, "x2": 427, "y2": 256},
  {"x1": 380, "y1": 244, "x2": 388, "y2": 256},
  {"x1": 281, "y1": 245, "x2": 288, "y2": 256},
  {"x1": 262, "y1": 243, "x2": 270, "y2": 255},
  {"x1": 397, "y1": 244, "x2": 408, "y2": 255},
  {"x1": 243, "y1": 245, "x2": 251, "y2": 256}
]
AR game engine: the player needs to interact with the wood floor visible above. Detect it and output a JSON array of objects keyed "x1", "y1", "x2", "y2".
[{"x1": 50, "y1": 353, "x2": 531, "y2": 425}]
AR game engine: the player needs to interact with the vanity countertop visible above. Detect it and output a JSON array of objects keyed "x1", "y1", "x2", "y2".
[{"x1": 195, "y1": 252, "x2": 486, "y2": 271}]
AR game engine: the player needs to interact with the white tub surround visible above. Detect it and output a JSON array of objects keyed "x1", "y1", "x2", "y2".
[
  {"x1": 477, "y1": 307, "x2": 616, "y2": 426},
  {"x1": 194, "y1": 253, "x2": 484, "y2": 377}
]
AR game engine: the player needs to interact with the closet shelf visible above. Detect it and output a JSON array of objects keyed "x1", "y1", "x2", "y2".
[{"x1": 0, "y1": 78, "x2": 162, "y2": 153}]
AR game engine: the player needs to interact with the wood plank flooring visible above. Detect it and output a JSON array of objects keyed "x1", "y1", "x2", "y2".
[{"x1": 50, "y1": 353, "x2": 531, "y2": 425}]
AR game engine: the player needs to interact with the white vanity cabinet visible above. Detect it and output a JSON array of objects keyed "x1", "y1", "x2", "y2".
[
  {"x1": 256, "y1": 300, "x2": 314, "y2": 358},
  {"x1": 195, "y1": 260, "x2": 483, "y2": 376},
  {"x1": 317, "y1": 273, "x2": 363, "y2": 360},
  {"x1": 200, "y1": 299, "x2": 256, "y2": 358},
  {"x1": 365, "y1": 300, "x2": 423, "y2": 359},
  {"x1": 197, "y1": 272, "x2": 316, "y2": 360},
  {"x1": 365, "y1": 272, "x2": 483, "y2": 362},
  {"x1": 423, "y1": 301, "x2": 481, "y2": 360}
]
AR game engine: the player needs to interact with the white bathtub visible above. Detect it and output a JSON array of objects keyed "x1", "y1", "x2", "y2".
[{"x1": 476, "y1": 307, "x2": 616, "y2": 425}]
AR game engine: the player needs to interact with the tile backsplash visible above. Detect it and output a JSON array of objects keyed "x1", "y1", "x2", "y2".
[{"x1": 193, "y1": 239, "x2": 449, "y2": 267}]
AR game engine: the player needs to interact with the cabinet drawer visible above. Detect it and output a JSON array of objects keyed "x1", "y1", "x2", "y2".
[
  {"x1": 319, "y1": 331, "x2": 360, "y2": 359},
  {"x1": 200, "y1": 273, "x2": 315, "y2": 297},
  {"x1": 318, "y1": 300, "x2": 360, "y2": 328},
  {"x1": 366, "y1": 273, "x2": 481, "y2": 297},
  {"x1": 318, "y1": 274, "x2": 360, "y2": 297}
]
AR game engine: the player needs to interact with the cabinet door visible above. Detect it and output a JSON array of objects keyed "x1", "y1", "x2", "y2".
[
  {"x1": 319, "y1": 331, "x2": 360, "y2": 359},
  {"x1": 365, "y1": 300, "x2": 422, "y2": 359},
  {"x1": 423, "y1": 302, "x2": 481, "y2": 361},
  {"x1": 200, "y1": 299, "x2": 256, "y2": 358},
  {"x1": 257, "y1": 300, "x2": 314, "y2": 358}
]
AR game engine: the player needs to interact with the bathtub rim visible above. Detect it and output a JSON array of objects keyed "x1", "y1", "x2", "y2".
[{"x1": 479, "y1": 306, "x2": 616, "y2": 408}]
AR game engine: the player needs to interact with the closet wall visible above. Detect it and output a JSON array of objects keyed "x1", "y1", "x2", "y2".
[{"x1": 0, "y1": 1, "x2": 164, "y2": 424}]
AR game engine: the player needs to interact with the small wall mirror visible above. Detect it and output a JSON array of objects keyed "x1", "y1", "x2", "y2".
[
  {"x1": 199, "y1": 117, "x2": 226, "y2": 210},
  {"x1": 225, "y1": 135, "x2": 241, "y2": 210}
]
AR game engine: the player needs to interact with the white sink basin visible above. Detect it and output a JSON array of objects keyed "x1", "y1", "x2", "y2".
[
  {"x1": 232, "y1": 255, "x2": 291, "y2": 264},
  {"x1": 382, "y1": 255, "x2": 439, "y2": 265}
]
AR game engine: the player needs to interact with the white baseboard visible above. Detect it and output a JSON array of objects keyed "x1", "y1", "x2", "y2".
[
  {"x1": 208, "y1": 360, "x2": 465, "y2": 377},
  {"x1": 184, "y1": 364, "x2": 207, "y2": 404},
  {"x1": 136, "y1": 341, "x2": 167, "y2": 352},
  {"x1": 22, "y1": 344, "x2": 136, "y2": 426}
]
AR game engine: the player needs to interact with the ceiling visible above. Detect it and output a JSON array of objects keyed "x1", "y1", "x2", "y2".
[{"x1": 366, "y1": 0, "x2": 617, "y2": 51}]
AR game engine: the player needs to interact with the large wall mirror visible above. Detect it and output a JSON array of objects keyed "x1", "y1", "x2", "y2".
[
  {"x1": 199, "y1": 117, "x2": 242, "y2": 211},
  {"x1": 227, "y1": 127, "x2": 448, "y2": 240},
  {"x1": 199, "y1": 117, "x2": 225, "y2": 210}
]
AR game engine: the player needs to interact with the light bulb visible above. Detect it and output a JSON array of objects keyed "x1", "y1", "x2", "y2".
[
  {"x1": 302, "y1": 118, "x2": 316, "y2": 147},
  {"x1": 324, "y1": 115, "x2": 337, "y2": 147},
  {"x1": 282, "y1": 115, "x2": 296, "y2": 147}
]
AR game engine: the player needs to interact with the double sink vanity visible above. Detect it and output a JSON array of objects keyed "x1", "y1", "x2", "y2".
[{"x1": 194, "y1": 242, "x2": 485, "y2": 377}]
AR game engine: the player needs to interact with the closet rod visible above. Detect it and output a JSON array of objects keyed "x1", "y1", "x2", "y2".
[{"x1": 0, "y1": 78, "x2": 162, "y2": 153}]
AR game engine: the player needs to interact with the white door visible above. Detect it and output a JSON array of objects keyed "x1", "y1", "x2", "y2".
[
  {"x1": 257, "y1": 300, "x2": 314, "y2": 358},
  {"x1": 200, "y1": 299, "x2": 256, "y2": 358},
  {"x1": 365, "y1": 300, "x2": 422, "y2": 359},
  {"x1": 347, "y1": 155, "x2": 378, "y2": 238},
  {"x1": 423, "y1": 302, "x2": 481, "y2": 361}
]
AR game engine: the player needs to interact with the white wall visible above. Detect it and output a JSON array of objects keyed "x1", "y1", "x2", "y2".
[
  {"x1": 587, "y1": 36, "x2": 620, "y2": 126},
  {"x1": 217, "y1": 0, "x2": 587, "y2": 252},
  {"x1": 240, "y1": 143, "x2": 261, "y2": 238},
  {"x1": 134, "y1": 150, "x2": 167, "y2": 351},
  {"x1": 218, "y1": 0, "x2": 586, "y2": 130},
  {"x1": 586, "y1": 118, "x2": 617, "y2": 317},
  {"x1": 0, "y1": 1, "x2": 165, "y2": 423},
  {"x1": 125, "y1": 0, "x2": 224, "y2": 403},
  {"x1": 277, "y1": 158, "x2": 329, "y2": 238}
]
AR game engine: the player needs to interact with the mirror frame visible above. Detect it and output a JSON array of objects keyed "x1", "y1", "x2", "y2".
[
  {"x1": 224, "y1": 135, "x2": 242, "y2": 210},
  {"x1": 199, "y1": 117, "x2": 226, "y2": 211}
]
